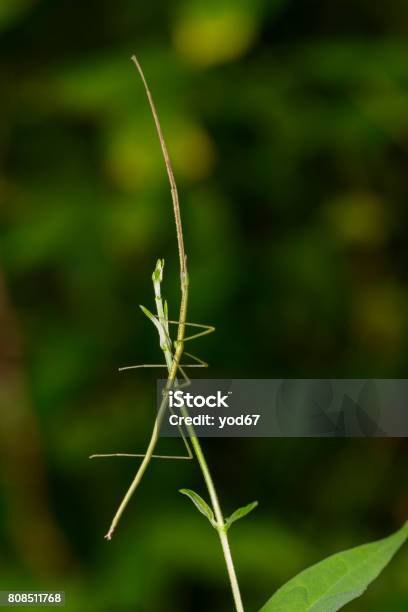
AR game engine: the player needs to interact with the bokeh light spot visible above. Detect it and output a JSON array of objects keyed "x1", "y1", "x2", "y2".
[{"x1": 173, "y1": 7, "x2": 258, "y2": 66}]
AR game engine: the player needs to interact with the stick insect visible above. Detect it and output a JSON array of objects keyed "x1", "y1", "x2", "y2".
[{"x1": 90, "y1": 61, "x2": 214, "y2": 541}]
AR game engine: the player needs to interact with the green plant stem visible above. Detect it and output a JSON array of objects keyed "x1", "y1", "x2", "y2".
[
  {"x1": 121, "y1": 56, "x2": 245, "y2": 611},
  {"x1": 187, "y1": 427, "x2": 244, "y2": 612}
]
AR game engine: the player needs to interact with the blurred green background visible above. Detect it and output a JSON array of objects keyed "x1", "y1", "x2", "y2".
[{"x1": 1, "y1": 0, "x2": 408, "y2": 610}]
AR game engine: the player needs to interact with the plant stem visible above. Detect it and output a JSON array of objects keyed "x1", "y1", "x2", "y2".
[
  {"x1": 188, "y1": 431, "x2": 244, "y2": 612},
  {"x1": 127, "y1": 56, "x2": 244, "y2": 611}
]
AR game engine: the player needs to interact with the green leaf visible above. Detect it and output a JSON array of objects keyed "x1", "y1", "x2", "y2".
[
  {"x1": 260, "y1": 521, "x2": 408, "y2": 612},
  {"x1": 225, "y1": 501, "x2": 258, "y2": 531},
  {"x1": 179, "y1": 489, "x2": 216, "y2": 527}
]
